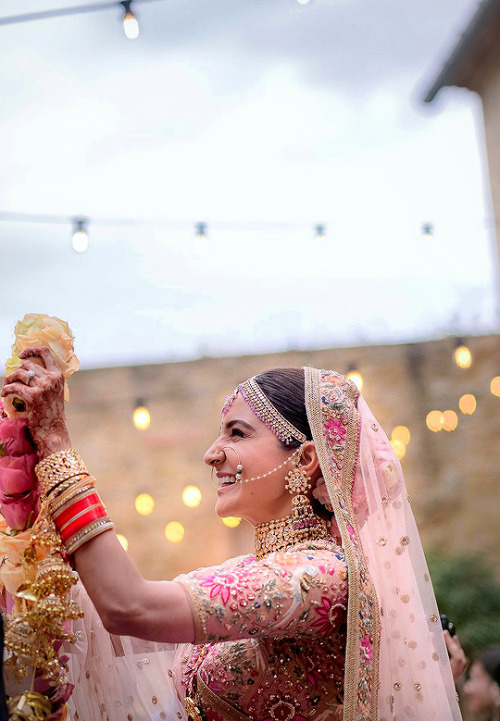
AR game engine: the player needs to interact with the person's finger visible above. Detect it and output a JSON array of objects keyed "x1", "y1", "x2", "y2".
[
  {"x1": 1, "y1": 382, "x2": 35, "y2": 400},
  {"x1": 3, "y1": 368, "x2": 36, "y2": 386},
  {"x1": 19, "y1": 347, "x2": 58, "y2": 371}
]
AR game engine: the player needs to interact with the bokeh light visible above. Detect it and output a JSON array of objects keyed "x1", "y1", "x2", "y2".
[
  {"x1": 182, "y1": 485, "x2": 202, "y2": 508},
  {"x1": 426, "y1": 410, "x2": 444, "y2": 432},
  {"x1": 391, "y1": 426, "x2": 410, "y2": 446},
  {"x1": 390, "y1": 439, "x2": 406, "y2": 460},
  {"x1": 491, "y1": 376, "x2": 500, "y2": 397},
  {"x1": 116, "y1": 534, "x2": 129, "y2": 551},
  {"x1": 459, "y1": 394, "x2": 476, "y2": 415},
  {"x1": 454, "y1": 345, "x2": 472, "y2": 369},
  {"x1": 133, "y1": 405, "x2": 151, "y2": 430},
  {"x1": 165, "y1": 521, "x2": 185, "y2": 543},
  {"x1": 135, "y1": 492, "x2": 155, "y2": 515},
  {"x1": 346, "y1": 370, "x2": 364, "y2": 392},
  {"x1": 222, "y1": 516, "x2": 241, "y2": 528},
  {"x1": 442, "y1": 410, "x2": 458, "y2": 432}
]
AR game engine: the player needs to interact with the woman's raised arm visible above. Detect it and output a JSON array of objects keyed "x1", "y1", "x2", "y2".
[{"x1": 1, "y1": 346, "x2": 195, "y2": 644}]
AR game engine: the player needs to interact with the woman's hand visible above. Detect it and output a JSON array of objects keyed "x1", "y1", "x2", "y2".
[{"x1": 1, "y1": 346, "x2": 71, "y2": 459}]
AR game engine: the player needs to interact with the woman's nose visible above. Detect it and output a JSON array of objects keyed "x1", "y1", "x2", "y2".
[{"x1": 204, "y1": 441, "x2": 225, "y2": 467}]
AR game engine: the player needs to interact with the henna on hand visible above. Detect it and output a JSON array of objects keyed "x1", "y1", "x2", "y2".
[{"x1": 1, "y1": 346, "x2": 71, "y2": 459}]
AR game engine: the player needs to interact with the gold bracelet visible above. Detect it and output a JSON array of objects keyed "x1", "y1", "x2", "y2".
[
  {"x1": 65, "y1": 518, "x2": 115, "y2": 554},
  {"x1": 48, "y1": 478, "x2": 95, "y2": 513},
  {"x1": 35, "y1": 450, "x2": 90, "y2": 496}
]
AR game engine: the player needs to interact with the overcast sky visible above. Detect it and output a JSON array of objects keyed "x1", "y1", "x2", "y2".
[{"x1": 0, "y1": 0, "x2": 497, "y2": 368}]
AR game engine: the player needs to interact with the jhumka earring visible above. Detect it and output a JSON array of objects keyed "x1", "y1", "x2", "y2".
[{"x1": 284, "y1": 455, "x2": 328, "y2": 535}]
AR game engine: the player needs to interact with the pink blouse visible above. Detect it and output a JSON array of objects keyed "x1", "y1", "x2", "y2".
[{"x1": 175, "y1": 539, "x2": 347, "y2": 721}]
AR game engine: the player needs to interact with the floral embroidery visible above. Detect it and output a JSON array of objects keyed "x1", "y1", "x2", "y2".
[
  {"x1": 311, "y1": 597, "x2": 347, "y2": 636},
  {"x1": 177, "y1": 546, "x2": 346, "y2": 721},
  {"x1": 360, "y1": 634, "x2": 373, "y2": 662},
  {"x1": 198, "y1": 572, "x2": 239, "y2": 605},
  {"x1": 323, "y1": 417, "x2": 347, "y2": 444}
]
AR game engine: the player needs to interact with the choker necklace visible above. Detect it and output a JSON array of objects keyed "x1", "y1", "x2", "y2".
[{"x1": 254, "y1": 496, "x2": 330, "y2": 559}]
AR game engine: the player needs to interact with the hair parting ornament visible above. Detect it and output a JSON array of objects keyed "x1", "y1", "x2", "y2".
[{"x1": 222, "y1": 376, "x2": 307, "y2": 446}]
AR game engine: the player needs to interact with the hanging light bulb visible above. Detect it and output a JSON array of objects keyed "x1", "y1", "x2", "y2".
[
  {"x1": 133, "y1": 399, "x2": 151, "y2": 429},
  {"x1": 346, "y1": 365, "x2": 364, "y2": 392},
  {"x1": 121, "y1": 1, "x2": 139, "y2": 39},
  {"x1": 421, "y1": 222, "x2": 433, "y2": 240},
  {"x1": 315, "y1": 224, "x2": 326, "y2": 240},
  {"x1": 71, "y1": 217, "x2": 89, "y2": 253},
  {"x1": 193, "y1": 222, "x2": 208, "y2": 257},
  {"x1": 453, "y1": 338, "x2": 472, "y2": 369}
]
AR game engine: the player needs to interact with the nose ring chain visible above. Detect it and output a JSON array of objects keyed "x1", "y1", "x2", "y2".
[{"x1": 212, "y1": 445, "x2": 302, "y2": 485}]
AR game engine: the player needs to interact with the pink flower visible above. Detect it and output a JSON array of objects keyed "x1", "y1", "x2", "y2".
[
  {"x1": 199, "y1": 572, "x2": 239, "y2": 605},
  {"x1": 0, "y1": 418, "x2": 36, "y2": 457},
  {"x1": 324, "y1": 418, "x2": 346, "y2": 444},
  {"x1": 0, "y1": 454, "x2": 39, "y2": 530},
  {"x1": 360, "y1": 634, "x2": 373, "y2": 662},
  {"x1": 311, "y1": 596, "x2": 347, "y2": 636}
]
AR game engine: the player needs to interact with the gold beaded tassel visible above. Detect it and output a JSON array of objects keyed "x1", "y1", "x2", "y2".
[{"x1": 3, "y1": 503, "x2": 83, "y2": 708}]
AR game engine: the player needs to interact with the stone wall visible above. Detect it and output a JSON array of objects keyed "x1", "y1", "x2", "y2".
[{"x1": 64, "y1": 334, "x2": 500, "y2": 580}]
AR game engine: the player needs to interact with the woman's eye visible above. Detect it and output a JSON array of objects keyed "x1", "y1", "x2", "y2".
[{"x1": 231, "y1": 427, "x2": 245, "y2": 438}]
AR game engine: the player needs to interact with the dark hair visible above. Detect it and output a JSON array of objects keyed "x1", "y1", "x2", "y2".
[
  {"x1": 254, "y1": 368, "x2": 312, "y2": 449},
  {"x1": 476, "y1": 645, "x2": 500, "y2": 686}
]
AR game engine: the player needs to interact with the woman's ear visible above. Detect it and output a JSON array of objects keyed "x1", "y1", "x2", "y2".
[{"x1": 299, "y1": 441, "x2": 320, "y2": 479}]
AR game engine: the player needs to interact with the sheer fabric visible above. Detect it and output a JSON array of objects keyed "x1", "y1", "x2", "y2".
[{"x1": 304, "y1": 367, "x2": 462, "y2": 720}]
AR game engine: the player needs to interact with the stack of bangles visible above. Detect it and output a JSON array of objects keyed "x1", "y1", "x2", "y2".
[{"x1": 35, "y1": 449, "x2": 114, "y2": 555}]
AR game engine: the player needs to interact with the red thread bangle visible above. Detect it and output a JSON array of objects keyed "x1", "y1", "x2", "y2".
[
  {"x1": 59, "y1": 506, "x2": 108, "y2": 542},
  {"x1": 53, "y1": 492, "x2": 101, "y2": 529}
]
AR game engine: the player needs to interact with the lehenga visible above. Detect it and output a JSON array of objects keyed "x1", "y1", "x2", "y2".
[{"x1": 60, "y1": 368, "x2": 462, "y2": 721}]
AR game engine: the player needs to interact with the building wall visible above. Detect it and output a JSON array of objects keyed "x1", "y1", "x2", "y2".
[{"x1": 65, "y1": 335, "x2": 500, "y2": 580}]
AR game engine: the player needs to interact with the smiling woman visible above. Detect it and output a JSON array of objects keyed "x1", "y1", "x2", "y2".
[{"x1": 1, "y1": 354, "x2": 464, "y2": 721}]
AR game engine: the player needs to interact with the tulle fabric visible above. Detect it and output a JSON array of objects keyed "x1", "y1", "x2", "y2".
[
  {"x1": 62, "y1": 580, "x2": 186, "y2": 721},
  {"x1": 304, "y1": 368, "x2": 462, "y2": 721}
]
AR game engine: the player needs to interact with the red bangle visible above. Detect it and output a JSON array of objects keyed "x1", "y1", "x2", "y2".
[
  {"x1": 59, "y1": 505, "x2": 108, "y2": 542},
  {"x1": 53, "y1": 492, "x2": 101, "y2": 529}
]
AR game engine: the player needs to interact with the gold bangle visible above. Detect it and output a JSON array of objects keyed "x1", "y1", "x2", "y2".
[
  {"x1": 36, "y1": 450, "x2": 90, "y2": 496},
  {"x1": 64, "y1": 519, "x2": 115, "y2": 554}
]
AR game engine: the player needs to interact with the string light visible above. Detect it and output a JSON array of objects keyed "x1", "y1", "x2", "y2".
[
  {"x1": 165, "y1": 521, "x2": 184, "y2": 543},
  {"x1": 454, "y1": 338, "x2": 472, "y2": 369},
  {"x1": 120, "y1": 1, "x2": 139, "y2": 39},
  {"x1": 182, "y1": 485, "x2": 202, "y2": 508},
  {"x1": 135, "y1": 492, "x2": 155, "y2": 515},
  {"x1": 459, "y1": 393, "x2": 476, "y2": 415},
  {"x1": 390, "y1": 439, "x2": 406, "y2": 460},
  {"x1": 222, "y1": 517, "x2": 241, "y2": 528},
  {"x1": 442, "y1": 410, "x2": 458, "y2": 432},
  {"x1": 421, "y1": 222, "x2": 433, "y2": 239},
  {"x1": 391, "y1": 426, "x2": 410, "y2": 446},
  {"x1": 193, "y1": 222, "x2": 208, "y2": 257},
  {"x1": 490, "y1": 376, "x2": 500, "y2": 397},
  {"x1": 133, "y1": 400, "x2": 151, "y2": 429},
  {"x1": 116, "y1": 534, "x2": 129, "y2": 551},
  {"x1": 71, "y1": 217, "x2": 89, "y2": 253},
  {"x1": 426, "y1": 410, "x2": 444, "y2": 432},
  {"x1": 315, "y1": 224, "x2": 326, "y2": 240},
  {"x1": 346, "y1": 366, "x2": 364, "y2": 392}
]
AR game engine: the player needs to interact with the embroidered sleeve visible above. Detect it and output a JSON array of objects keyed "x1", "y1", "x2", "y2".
[{"x1": 176, "y1": 548, "x2": 348, "y2": 644}]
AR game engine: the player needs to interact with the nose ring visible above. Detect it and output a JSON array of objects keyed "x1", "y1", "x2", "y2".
[{"x1": 221, "y1": 446, "x2": 243, "y2": 482}]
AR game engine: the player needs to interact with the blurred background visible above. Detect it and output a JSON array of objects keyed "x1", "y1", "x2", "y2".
[{"x1": 1, "y1": 0, "x2": 500, "y2": 699}]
